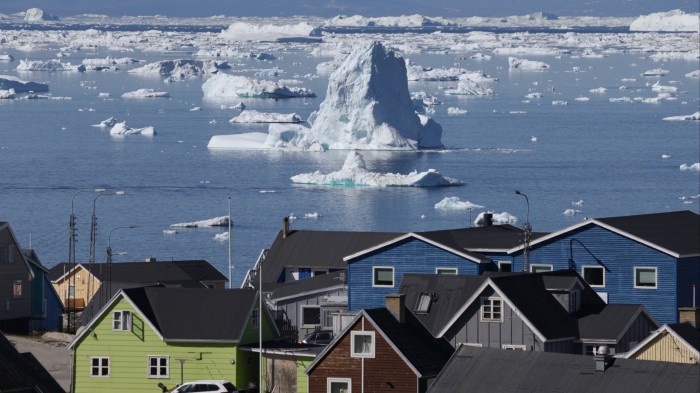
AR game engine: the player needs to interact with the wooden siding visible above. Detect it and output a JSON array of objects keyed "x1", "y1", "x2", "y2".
[
  {"x1": 348, "y1": 238, "x2": 482, "y2": 311},
  {"x1": 444, "y1": 287, "x2": 543, "y2": 351},
  {"x1": 513, "y1": 225, "x2": 680, "y2": 323},
  {"x1": 630, "y1": 332, "x2": 699, "y2": 364},
  {"x1": 52, "y1": 265, "x2": 101, "y2": 309},
  {"x1": 308, "y1": 316, "x2": 419, "y2": 393},
  {"x1": 72, "y1": 296, "x2": 272, "y2": 392}
]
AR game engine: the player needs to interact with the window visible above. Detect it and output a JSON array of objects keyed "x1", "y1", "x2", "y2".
[
  {"x1": 327, "y1": 378, "x2": 351, "y2": 393},
  {"x1": 12, "y1": 280, "x2": 22, "y2": 298},
  {"x1": 414, "y1": 292, "x2": 432, "y2": 313},
  {"x1": 436, "y1": 268, "x2": 458, "y2": 275},
  {"x1": 502, "y1": 345, "x2": 527, "y2": 351},
  {"x1": 351, "y1": 331, "x2": 375, "y2": 358},
  {"x1": 301, "y1": 306, "x2": 321, "y2": 327},
  {"x1": 480, "y1": 297, "x2": 503, "y2": 322},
  {"x1": 148, "y1": 356, "x2": 169, "y2": 378},
  {"x1": 498, "y1": 262, "x2": 512, "y2": 272},
  {"x1": 634, "y1": 267, "x2": 657, "y2": 289},
  {"x1": 251, "y1": 308, "x2": 259, "y2": 329},
  {"x1": 372, "y1": 267, "x2": 394, "y2": 287},
  {"x1": 530, "y1": 264, "x2": 553, "y2": 273},
  {"x1": 582, "y1": 266, "x2": 605, "y2": 287},
  {"x1": 113, "y1": 310, "x2": 132, "y2": 331},
  {"x1": 90, "y1": 357, "x2": 110, "y2": 377}
]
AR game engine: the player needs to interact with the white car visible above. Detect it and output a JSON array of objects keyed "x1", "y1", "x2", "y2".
[{"x1": 171, "y1": 380, "x2": 238, "y2": 393}]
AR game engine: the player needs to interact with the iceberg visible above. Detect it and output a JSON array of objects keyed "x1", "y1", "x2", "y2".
[
  {"x1": 121, "y1": 89, "x2": 169, "y2": 98},
  {"x1": 474, "y1": 212, "x2": 517, "y2": 226},
  {"x1": 202, "y1": 74, "x2": 315, "y2": 99},
  {"x1": 229, "y1": 110, "x2": 303, "y2": 123},
  {"x1": 17, "y1": 59, "x2": 85, "y2": 72},
  {"x1": 663, "y1": 111, "x2": 700, "y2": 121},
  {"x1": 630, "y1": 10, "x2": 700, "y2": 32},
  {"x1": 170, "y1": 216, "x2": 230, "y2": 228},
  {"x1": 0, "y1": 75, "x2": 49, "y2": 92},
  {"x1": 109, "y1": 122, "x2": 156, "y2": 136},
  {"x1": 290, "y1": 151, "x2": 462, "y2": 187},
  {"x1": 508, "y1": 57, "x2": 549, "y2": 71},
  {"x1": 434, "y1": 197, "x2": 484, "y2": 210}
]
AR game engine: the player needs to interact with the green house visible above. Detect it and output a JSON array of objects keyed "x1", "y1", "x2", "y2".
[{"x1": 69, "y1": 287, "x2": 279, "y2": 393}]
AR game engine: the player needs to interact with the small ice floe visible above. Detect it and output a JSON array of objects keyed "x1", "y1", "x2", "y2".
[
  {"x1": 213, "y1": 232, "x2": 229, "y2": 241},
  {"x1": 303, "y1": 212, "x2": 320, "y2": 219},
  {"x1": 564, "y1": 209, "x2": 583, "y2": 216},
  {"x1": 229, "y1": 110, "x2": 303, "y2": 123},
  {"x1": 571, "y1": 199, "x2": 584, "y2": 207},
  {"x1": 291, "y1": 151, "x2": 462, "y2": 187},
  {"x1": 170, "y1": 216, "x2": 231, "y2": 228},
  {"x1": 434, "y1": 197, "x2": 484, "y2": 210},
  {"x1": 121, "y1": 88, "x2": 169, "y2": 98},
  {"x1": 552, "y1": 100, "x2": 568, "y2": 106},
  {"x1": 530, "y1": 136, "x2": 538, "y2": 142},
  {"x1": 663, "y1": 111, "x2": 700, "y2": 121},
  {"x1": 163, "y1": 229, "x2": 177, "y2": 235},
  {"x1": 680, "y1": 163, "x2": 700, "y2": 172},
  {"x1": 589, "y1": 87, "x2": 608, "y2": 93},
  {"x1": 447, "y1": 107, "x2": 468, "y2": 115},
  {"x1": 109, "y1": 122, "x2": 155, "y2": 136},
  {"x1": 662, "y1": 154, "x2": 671, "y2": 159},
  {"x1": 641, "y1": 68, "x2": 669, "y2": 76},
  {"x1": 474, "y1": 211, "x2": 517, "y2": 227}
]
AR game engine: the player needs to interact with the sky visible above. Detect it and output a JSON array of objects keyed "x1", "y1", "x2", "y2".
[{"x1": 1, "y1": 0, "x2": 699, "y2": 18}]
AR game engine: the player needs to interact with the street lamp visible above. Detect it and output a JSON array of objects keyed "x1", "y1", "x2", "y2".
[
  {"x1": 106, "y1": 225, "x2": 139, "y2": 300},
  {"x1": 515, "y1": 190, "x2": 532, "y2": 272}
]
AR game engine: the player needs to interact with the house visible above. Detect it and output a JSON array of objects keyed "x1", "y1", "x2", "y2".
[
  {"x1": 0, "y1": 221, "x2": 62, "y2": 333},
  {"x1": 427, "y1": 344, "x2": 699, "y2": 393},
  {"x1": 506, "y1": 210, "x2": 700, "y2": 324},
  {"x1": 306, "y1": 294, "x2": 454, "y2": 393},
  {"x1": 399, "y1": 270, "x2": 658, "y2": 355},
  {"x1": 68, "y1": 287, "x2": 279, "y2": 393},
  {"x1": 0, "y1": 330, "x2": 65, "y2": 393},
  {"x1": 49, "y1": 259, "x2": 227, "y2": 314},
  {"x1": 624, "y1": 322, "x2": 700, "y2": 363}
]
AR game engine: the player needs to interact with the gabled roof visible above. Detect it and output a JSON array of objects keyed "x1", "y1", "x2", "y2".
[
  {"x1": 509, "y1": 210, "x2": 700, "y2": 258},
  {"x1": 428, "y1": 345, "x2": 699, "y2": 393},
  {"x1": 269, "y1": 270, "x2": 347, "y2": 302},
  {"x1": 624, "y1": 322, "x2": 700, "y2": 360},
  {"x1": 0, "y1": 332, "x2": 65, "y2": 393},
  {"x1": 48, "y1": 260, "x2": 227, "y2": 284},
  {"x1": 306, "y1": 307, "x2": 454, "y2": 378},
  {"x1": 577, "y1": 304, "x2": 658, "y2": 342},
  {"x1": 261, "y1": 229, "x2": 402, "y2": 283}
]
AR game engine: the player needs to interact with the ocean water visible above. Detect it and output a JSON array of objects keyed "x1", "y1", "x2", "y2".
[{"x1": 1, "y1": 30, "x2": 698, "y2": 286}]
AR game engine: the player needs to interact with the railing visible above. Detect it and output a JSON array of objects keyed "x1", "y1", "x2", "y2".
[{"x1": 240, "y1": 249, "x2": 268, "y2": 288}]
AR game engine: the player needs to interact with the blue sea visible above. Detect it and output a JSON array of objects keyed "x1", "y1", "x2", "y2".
[{"x1": 1, "y1": 25, "x2": 698, "y2": 286}]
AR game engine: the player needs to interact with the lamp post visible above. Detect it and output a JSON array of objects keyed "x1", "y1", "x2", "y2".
[
  {"x1": 515, "y1": 190, "x2": 532, "y2": 272},
  {"x1": 107, "y1": 225, "x2": 139, "y2": 300}
]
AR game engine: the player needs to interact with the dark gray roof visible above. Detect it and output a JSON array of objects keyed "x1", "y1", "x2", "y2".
[
  {"x1": 261, "y1": 230, "x2": 402, "y2": 283},
  {"x1": 1, "y1": 332, "x2": 65, "y2": 393},
  {"x1": 428, "y1": 345, "x2": 699, "y2": 393},
  {"x1": 48, "y1": 260, "x2": 227, "y2": 284},
  {"x1": 123, "y1": 287, "x2": 257, "y2": 341},
  {"x1": 365, "y1": 308, "x2": 454, "y2": 377},
  {"x1": 418, "y1": 224, "x2": 542, "y2": 252},
  {"x1": 667, "y1": 322, "x2": 700, "y2": 351},
  {"x1": 268, "y1": 270, "x2": 346, "y2": 300},
  {"x1": 596, "y1": 210, "x2": 700, "y2": 257},
  {"x1": 577, "y1": 304, "x2": 652, "y2": 341}
]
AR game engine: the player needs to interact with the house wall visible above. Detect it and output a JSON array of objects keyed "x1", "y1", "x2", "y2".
[
  {"x1": 0, "y1": 226, "x2": 33, "y2": 330},
  {"x1": 72, "y1": 296, "x2": 265, "y2": 393},
  {"x1": 629, "y1": 332, "x2": 699, "y2": 364},
  {"x1": 308, "y1": 316, "x2": 419, "y2": 393},
  {"x1": 444, "y1": 287, "x2": 543, "y2": 351},
  {"x1": 52, "y1": 265, "x2": 101, "y2": 309},
  {"x1": 512, "y1": 226, "x2": 679, "y2": 324},
  {"x1": 348, "y1": 238, "x2": 482, "y2": 311},
  {"x1": 273, "y1": 288, "x2": 347, "y2": 340}
]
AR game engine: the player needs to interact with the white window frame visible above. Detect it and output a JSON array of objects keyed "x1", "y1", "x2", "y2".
[
  {"x1": 634, "y1": 267, "x2": 657, "y2": 289},
  {"x1": 350, "y1": 331, "x2": 375, "y2": 358},
  {"x1": 498, "y1": 261, "x2": 512, "y2": 272},
  {"x1": 327, "y1": 377, "x2": 352, "y2": 393},
  {"x1": 581, "y1": 265, "x2": 605, "y2": 288},
  {"x1": 435, "y1": 267, "x2": 458, "y2": 275},
  {"x1": 529, "y1": 264, "x2": 553, "y2": 273},
  {"x1": 502, "y1": 344, "x2": 527, "y2": 351},
  {"x1": 90, "y1": 356, "x2": 110, "y2": 377},
  {"x1": 300, "y1": 305, "x2": 321, "y2": 328},
  {"x1": 112, "y1": 310, "x2": 132, "y2": 331},
  {"x1": 372, "y1": 266, "x2": 394, "y2": 288},
  {"x1": 480, "y1": 297, "x2": 503, "y2": 322},
  {"x1": 147, "y1": 355, "x2": 169, "y2": 378}
]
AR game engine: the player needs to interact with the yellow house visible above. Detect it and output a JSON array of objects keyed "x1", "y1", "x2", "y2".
[{"x1": 624, "y1": 322, "x2": 700, "y2": 364}]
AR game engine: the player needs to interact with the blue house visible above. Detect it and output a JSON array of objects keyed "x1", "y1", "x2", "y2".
[{"x1": 506, "y1": 211, "x2": 700, "y2": 324}]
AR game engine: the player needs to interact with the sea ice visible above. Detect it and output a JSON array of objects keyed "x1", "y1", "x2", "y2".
[
  {"x1": 109, "y1": 122, "x2": 156, "y2": 136},
  {"x1": 629, "y1": 10, "x2": 700, "y2": 32},
  {"x1": 170, "y1": 216, "x2": 231, "y2": 228},
  {"x1": 663, "y1": 111, "x2": 700, "y2": 121},
  {"x1": 0, "y1": 75, "x2": 49, "y2": 92},
  {"x1": 121, "y1": 89, "x2": 169, "y2": 98},
  {"x1": 474, "y1": 211, "x2": 517, "y2": 226},
  {"x1": 229, "y1": 110, "x2": 303, "y2": 123},
  {"x1": 202, "y1": 74, "x2": 315, "y2": 99},
  {"x1": 290, "y1": 151, "x2": 462, "y2": 187},
  {"x1": 434, "y1": 197, "x2": 484, "y2": 210},
  {"x1": 508, "y1": 57, "x2": 550, "y2": 71}
]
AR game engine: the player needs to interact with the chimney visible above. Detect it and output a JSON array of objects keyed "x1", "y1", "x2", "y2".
[
  {"x1": 145, "y1": 257, "x2": 156, "y2": 263},
  {"x1": 593, "y1": 345, "x2": 613, "y2": 372},
  {"x1": 385, "y1": 294, "x2": 405, "y2": 323},
  {"x1": 679, "y1": 307, "x2": 700, "y2": 328},
  {"x1": 484, "y1": 213, "x2": 493, "y2": 227},
  {"x1": 282, "y1": 216, "x2": 289, "y2": 239}
]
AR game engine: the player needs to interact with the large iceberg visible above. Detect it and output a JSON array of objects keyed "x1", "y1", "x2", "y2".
[
  {"x1": 0, "y1": 75, "x2": 49, "y2": 92},
  {"x1": 202, "y1": 74, "x2": 315, "y2": 99},
  {"x1": 290, "y1": 151, "x2": 462, "y2": 187},
  {"x1": 630, "y1": 10, "x2": 700, "y2": 32}
]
